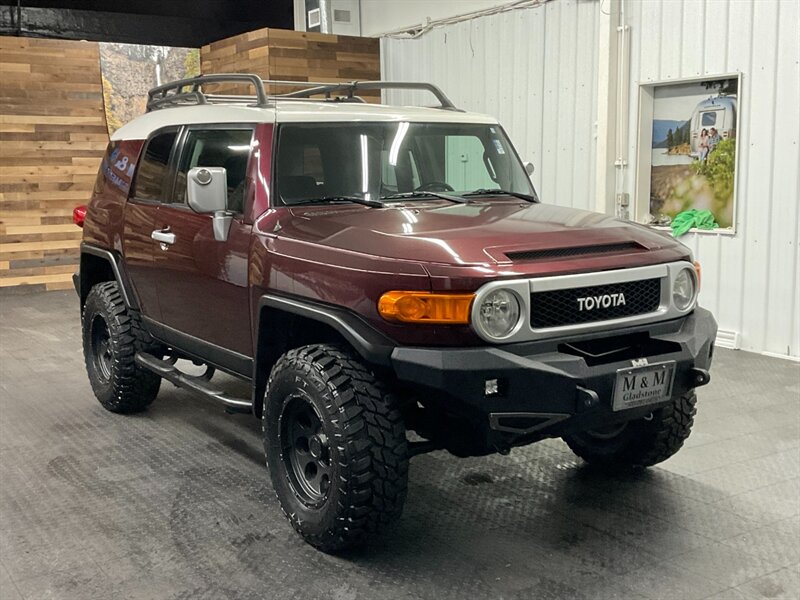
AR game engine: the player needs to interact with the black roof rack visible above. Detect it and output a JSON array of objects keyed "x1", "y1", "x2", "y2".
[
  {"x1": 147, "y1": 74, "x2": 269, "y2": 112},
  {"x1": 145, "y1": 74, "x2": 459, "y2": 112},
  {"x1": 279, "y1": 80, "x2": 458, "y2": 110}
]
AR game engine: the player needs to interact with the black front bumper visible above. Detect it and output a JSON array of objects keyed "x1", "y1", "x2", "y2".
[{"x1": 391, "y1": 308, "x2": 717, "y2": 441}]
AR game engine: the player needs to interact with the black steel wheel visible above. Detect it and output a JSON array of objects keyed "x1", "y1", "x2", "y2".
[
  {"x1": 82, "y1": 281, "x2": 162, "y2": 414},
  {"x1": 280, "y1": 395, "x2": 332, "y2": 506},
  {"x1": 264, "y1": 344, "x2": 409, "y2": 552},
  {"x1": 90, "y1": 314, "x2": 113, "y2": 382}
]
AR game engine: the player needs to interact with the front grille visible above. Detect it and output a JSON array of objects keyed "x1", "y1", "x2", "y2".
[
  {"x1": 531, "y1": 278, "x2": 661, "y2": 328},
  {"x1": 506, "y1": 242, "x2": 645, "y2": 262}
]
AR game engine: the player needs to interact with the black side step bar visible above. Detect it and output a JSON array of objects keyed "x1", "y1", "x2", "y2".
[{"x1": 135, "y1": 352, "x2": 252, "y2": 414}]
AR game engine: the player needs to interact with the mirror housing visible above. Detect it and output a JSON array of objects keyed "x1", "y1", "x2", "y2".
[
  {"x1": 187, "y1": 167, "x2": 232, "y2": 242},
  {"x1": 524, "y1": 161, "x2": 535, "y2": 176},
  {"x1": 188, "y1": 167, "x2": 227, "y2": 213}
]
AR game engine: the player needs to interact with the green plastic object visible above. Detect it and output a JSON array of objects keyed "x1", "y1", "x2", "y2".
[{"x1": 670, "y1": 209, "x2": 719, "y2": 237}]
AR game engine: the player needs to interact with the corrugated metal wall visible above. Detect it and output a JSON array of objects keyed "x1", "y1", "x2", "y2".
[
  {"x1": 625, "y1": 0, "x2": 800, "y2": 358},
  {"x1": 381, "y1": 0, "x2": 601, "y2": 211},
  {"x1": 381, "y1": 0, "x2": 800, "y2": 358}
]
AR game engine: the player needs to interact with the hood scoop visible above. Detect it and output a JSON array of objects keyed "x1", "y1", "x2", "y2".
[{"x1": 505, "y1": 241, "x2": 646, "y2": 262}]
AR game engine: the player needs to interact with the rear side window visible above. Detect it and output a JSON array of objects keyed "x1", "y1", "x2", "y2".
[
  {"x1": 172, "y1": 128, "x2": 254, "y2": 213},
  {"x1": 132, "y1": 130, "x2": 178, "y2": 200}
]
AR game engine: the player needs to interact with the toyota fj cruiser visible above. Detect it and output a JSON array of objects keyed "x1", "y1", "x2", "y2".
[{"x1": 74, "y1": 75, "x2": 716, "y2": 552}]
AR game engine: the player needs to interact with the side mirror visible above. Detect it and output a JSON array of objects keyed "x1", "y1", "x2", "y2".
[
  {"x1": 187, "y1": 167, "x2": 232, "y2": 242},
  {"x1": 524, "y1": 161, "x2": 535, "y2": 176}
]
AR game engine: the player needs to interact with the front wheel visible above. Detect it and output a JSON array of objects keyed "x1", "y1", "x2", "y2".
[
  {"x1": 263, "y1": 344, "x2": 409, "y2": 552},
  {"x1": 563, "y1": 391, "x2": 697, "y2": 470}
]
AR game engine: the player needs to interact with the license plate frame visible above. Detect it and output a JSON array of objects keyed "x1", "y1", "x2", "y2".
[{"x1": 612, "y1": 360, "x2": 676, "y2": 412}]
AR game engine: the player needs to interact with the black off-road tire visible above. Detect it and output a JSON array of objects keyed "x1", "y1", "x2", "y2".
[
  {"x1": 263, "y1": 344, "x2": 409, "y2": 552},
  {"x1": 82, "y1": 281, "x2": 162, "y2": 413},
  {"x1": 563, "y1": 391, "x2": 697, "y2": 470}
]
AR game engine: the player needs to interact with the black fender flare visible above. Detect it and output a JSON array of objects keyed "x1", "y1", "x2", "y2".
[
  {"x1": 77, "y1": 243, "x2": 139, "y2": 310},
  {"x1": 251, "y1": 293, "x2": 396, "y2": 412}
]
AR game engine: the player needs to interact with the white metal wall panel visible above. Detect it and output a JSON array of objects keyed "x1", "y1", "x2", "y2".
[
  {"x1": 381, "y1": 0, "x2": 600, "y2": 211},
  {"x1": 625, "y1": 0, "x2": 800, "y2": 358},
  {"x1": 381, "y1": 0, "x2": 799, "y2": 358}
]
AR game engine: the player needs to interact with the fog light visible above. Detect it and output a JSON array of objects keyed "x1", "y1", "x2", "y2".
[{"x1": 485, "y1": 378, "x2": 499, "y2": 396}]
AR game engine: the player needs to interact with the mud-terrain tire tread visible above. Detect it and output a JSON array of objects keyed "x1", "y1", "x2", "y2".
[
  {"x1": 82, "y1": 281, "x2": 161, "y2": 413},
  {"x1": 564, "y1": 391, "x2": 697, "y2": 470},
  {"x1": 264, "y1": 344, "x2": 408, "y2": 552}
]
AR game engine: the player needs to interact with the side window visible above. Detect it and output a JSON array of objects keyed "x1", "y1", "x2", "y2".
[
  {"x1": 132, "y1": 130, "x2": 178, "y2": 200},
  {"x1": 173, "y1": 128, "x2": 254, "y2": 213}
]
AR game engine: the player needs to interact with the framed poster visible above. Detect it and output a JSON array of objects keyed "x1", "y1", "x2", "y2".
[
  {"x1": 99, "y1": 43, "x2": 201, "y2": 135},
  {"x1": 635, "y1": 74, "x2": 740, "y2": 234}
]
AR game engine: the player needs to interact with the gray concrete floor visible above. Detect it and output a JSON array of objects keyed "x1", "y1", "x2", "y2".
[{"x1": 1, "y1": 290, "x2": 799, "y2": 600}]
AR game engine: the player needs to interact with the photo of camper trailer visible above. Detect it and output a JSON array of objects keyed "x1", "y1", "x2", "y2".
[{"x1": 649, "y1": 76, "x2": 738, "y2": 229}]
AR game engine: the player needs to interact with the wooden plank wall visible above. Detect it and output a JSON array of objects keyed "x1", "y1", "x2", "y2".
[
  {"x1": 201, "y1": 28, "x2": 380, "y2": 100},
  {"x1": 198, "y1": 28, "x2": 271, "y2": 95},
  {"x1": 0, "y1": 29, "x2": 379, "y2": 292},
  {"x1": 0, "y1": 37, "x2": 108, "y2": 292}
]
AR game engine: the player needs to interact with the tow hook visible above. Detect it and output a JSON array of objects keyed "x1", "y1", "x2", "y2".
[
  {"x1": 688, "y1": 368, "x2": 711, "y2": 388},
  {"x1": 576, "y1": 386, "x2": 600, "y2": 411}
]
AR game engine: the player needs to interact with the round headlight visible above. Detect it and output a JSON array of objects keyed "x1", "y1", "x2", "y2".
[
  {"x1": 476, "y1": 288, "x2": 521, "y2": 339},
  {"x1": 673, "y1": 268, "x2": 697, "y2": 311}
]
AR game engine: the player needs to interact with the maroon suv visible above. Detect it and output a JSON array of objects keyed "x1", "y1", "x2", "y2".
[{"x1": 74, "y1": 75, "x2": 717, "y2": 551}]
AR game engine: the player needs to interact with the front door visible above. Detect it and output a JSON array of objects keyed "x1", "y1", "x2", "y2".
[{"x1": 150, "y1": 126, "x2": 255, "y2": 367}]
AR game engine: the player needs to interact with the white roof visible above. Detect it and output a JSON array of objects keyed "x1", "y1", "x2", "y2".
[{"x1": 111, "y1": 101, "x2": 499, "y2": 141}]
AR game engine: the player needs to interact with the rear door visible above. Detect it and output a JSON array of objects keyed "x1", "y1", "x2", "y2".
[
  {"x1": 123, "y1": 127, "x2": 180, "y2": 320},
  {"x1": 149, "y1": 125, "x2": 256, "y2": 365}
]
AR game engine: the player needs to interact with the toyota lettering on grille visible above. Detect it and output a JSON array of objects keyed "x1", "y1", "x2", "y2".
[{"x1": 576, "y1": 292, "x2": 626, "y2": 312}]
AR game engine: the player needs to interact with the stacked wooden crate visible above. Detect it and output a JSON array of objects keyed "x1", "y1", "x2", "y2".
[
  {"x1": 0, "y1": 37, "x2": 109, "y2": 292},
  {"x1": 201, "y1": 28, "x2": 380, "y2": 100},
  {"x1": 197, "y1": 28, "x2": 272, "y2": 95}
]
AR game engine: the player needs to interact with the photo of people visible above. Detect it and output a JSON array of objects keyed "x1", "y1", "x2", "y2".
[{"x1": 649, "y1": 77, "x2": 738, "y2": 230}]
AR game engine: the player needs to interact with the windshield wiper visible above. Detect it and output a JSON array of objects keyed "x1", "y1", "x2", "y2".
[
  {"x1": 462, "y1": 188, "x2": 539, "y2": 203},
  {"x1": 292, "y1": 195, "x2": 385, "y2": 208},
  {"x1": 381, "y1": 191, "x2": 471, "y2": 204}
]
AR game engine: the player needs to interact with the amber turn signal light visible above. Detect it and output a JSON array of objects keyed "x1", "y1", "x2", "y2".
[
  {"x1": 378, "y1": 291, "x2": 475, "y2": 324},
  {"x1": 693, "y1": 260, "x2": 702, "y2": 287}
]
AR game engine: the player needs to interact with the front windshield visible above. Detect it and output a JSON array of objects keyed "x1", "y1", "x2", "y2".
[{"x1": 275, "y1": 122, "x2": 534, "y2": 205}]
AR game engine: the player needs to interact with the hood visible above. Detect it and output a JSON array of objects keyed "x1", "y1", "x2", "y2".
[{"x1": 270, "y1": 200, "x2": 680, "y2": 265}]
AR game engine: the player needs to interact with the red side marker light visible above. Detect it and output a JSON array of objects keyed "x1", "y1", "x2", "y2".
[{"x1": 73, "y1": 205, "x2": 87, "y2": 228}]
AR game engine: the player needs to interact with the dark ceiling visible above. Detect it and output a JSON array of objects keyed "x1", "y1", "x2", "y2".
[{"x1": 0, "y1": 0, "x2": 294, "y2": 47}]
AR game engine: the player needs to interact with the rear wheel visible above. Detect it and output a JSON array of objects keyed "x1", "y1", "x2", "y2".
[
  {"x1": 264, "y1": 344, "x2": 408, "y2": 552},
  {"x1": 82, "y1": 281, "x2": 162, "y2": 413},
  {"x1": 563, "y1": 391, "x2": 697, "y2": 470}
]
